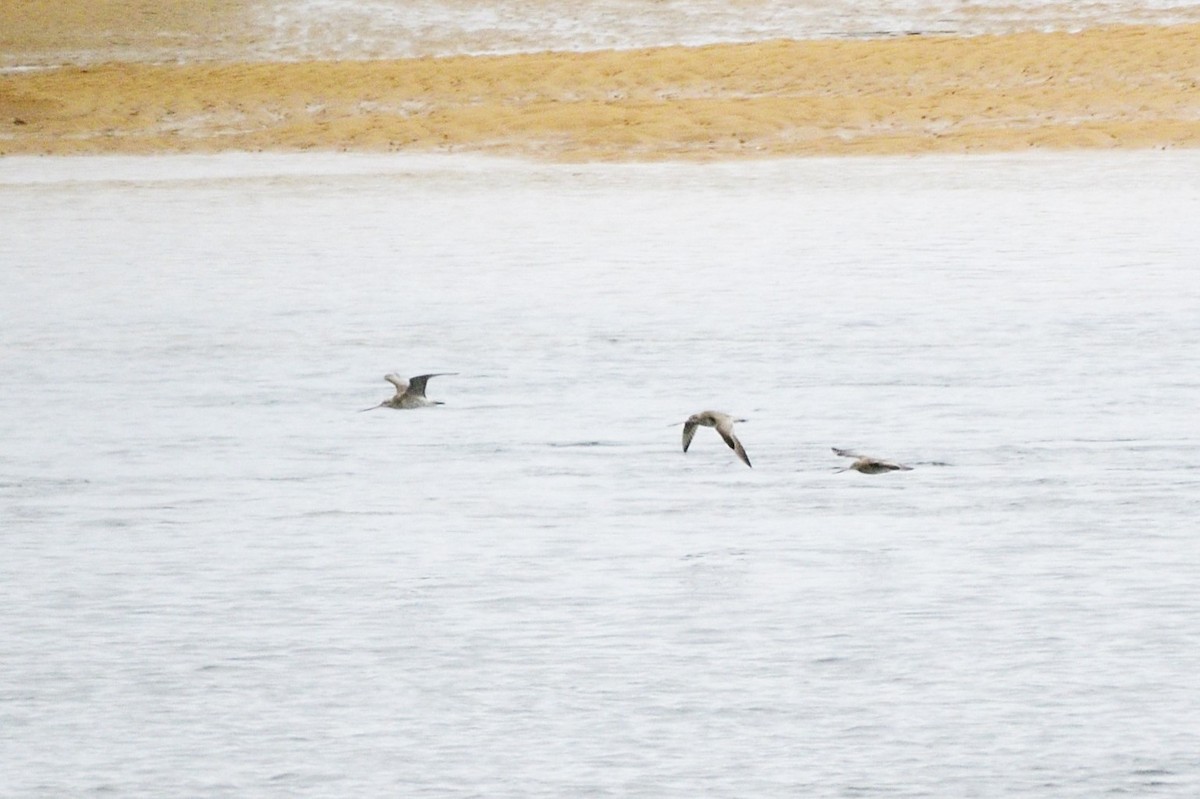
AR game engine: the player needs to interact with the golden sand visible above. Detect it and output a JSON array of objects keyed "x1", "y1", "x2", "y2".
[
  {"x1": 4, "y1": 22, "x2": 1200, "y2": 160},
  {"x1": 0, "y1": 0, "x2": 254, "y2": 61}
]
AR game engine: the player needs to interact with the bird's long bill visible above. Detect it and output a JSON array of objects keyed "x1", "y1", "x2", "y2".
[{"x1": 358, "y1": 404, "x2": 383, "y2": 413}]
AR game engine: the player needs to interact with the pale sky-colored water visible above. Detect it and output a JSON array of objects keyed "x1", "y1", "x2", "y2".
[
  {"x1": 7, "y1": 0, "x2": 1200, "y2": 67},
  {"x1": 255, "y1": 0, "x2": 1200, "y2": 59},
  {"x1": 2, "y1": 151, "x2": 1200, "y2": 796}
]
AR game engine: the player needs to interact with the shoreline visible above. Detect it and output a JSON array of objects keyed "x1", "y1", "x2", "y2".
[{"x1": 4, "y1": 24, "x2": 1200, "y2": 161}]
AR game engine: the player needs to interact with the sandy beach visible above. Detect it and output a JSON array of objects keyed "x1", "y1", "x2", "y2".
[{"x1": 3, "y1": 9, "x2": 1200, "y2": 159}]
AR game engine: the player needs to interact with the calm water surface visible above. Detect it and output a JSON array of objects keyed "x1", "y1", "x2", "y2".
[
  {"x1": 9, "y1": 0, "x2": 1200, "y2": 67},
  {"x1": 2, "y1": 152, "x2": 1199, "y2": 797},
  {"x1": 256, "y1": 0, "x2": 1200, "y2": 60}
]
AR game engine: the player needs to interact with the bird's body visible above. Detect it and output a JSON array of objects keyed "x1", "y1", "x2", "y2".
[
  {"x1": 832, "y1": 447, "x2": 912, "y2": 474},
  {"x1": 362, "y1": 373, "x2": 456, "y2": 411},
  {"x1": 682, "y1": 411, "x2": 752, "y2": 467}
]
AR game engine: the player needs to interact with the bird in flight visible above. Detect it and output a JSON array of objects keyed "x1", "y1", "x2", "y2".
[
  {"x1": 832, "y1": 447, "x2": 912, "y2": 474},
  {"x1": 361, "y1": 373, "x2": 456, "y2": 411},
  {"x1": 681, "y1": 411, "x2": 752, "y2": 467}
]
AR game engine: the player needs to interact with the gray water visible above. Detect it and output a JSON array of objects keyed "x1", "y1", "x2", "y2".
[{"x1": 2, "y1": 151, "x2": 1199, "y2": 797}]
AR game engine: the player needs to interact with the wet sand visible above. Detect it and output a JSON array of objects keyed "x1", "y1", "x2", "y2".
[
  {"x1": 4, "y1": 21, "x2": 1200, "y2": 160},
  {"x1": 0, "y1": 0, "x2": 256, "y2": 64}
]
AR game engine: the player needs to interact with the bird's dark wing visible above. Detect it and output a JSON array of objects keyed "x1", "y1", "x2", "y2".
[
  {"x1": 682, "y1": 421, "x2": 698, "y2": 452},
  {"x1": 868, "y1": 458, "x2": 912, "y2": 472},
  {"x1": 406, "y1": 372, "x2": 456, "y2": 397},
  {"x1": 720, "y1": 429, "x2": 752, "y2": 468}
]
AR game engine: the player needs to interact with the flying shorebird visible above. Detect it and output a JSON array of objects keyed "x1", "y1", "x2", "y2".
[
  {"x1": 832, "y1": 447, "x2": 912, "y2": 474},
  {"x1": 360, "y1": 373, "x2": 456, "y2": 411},
  {"x1": 680, "y1": 411, "x2": 752, "y2": 467}
]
